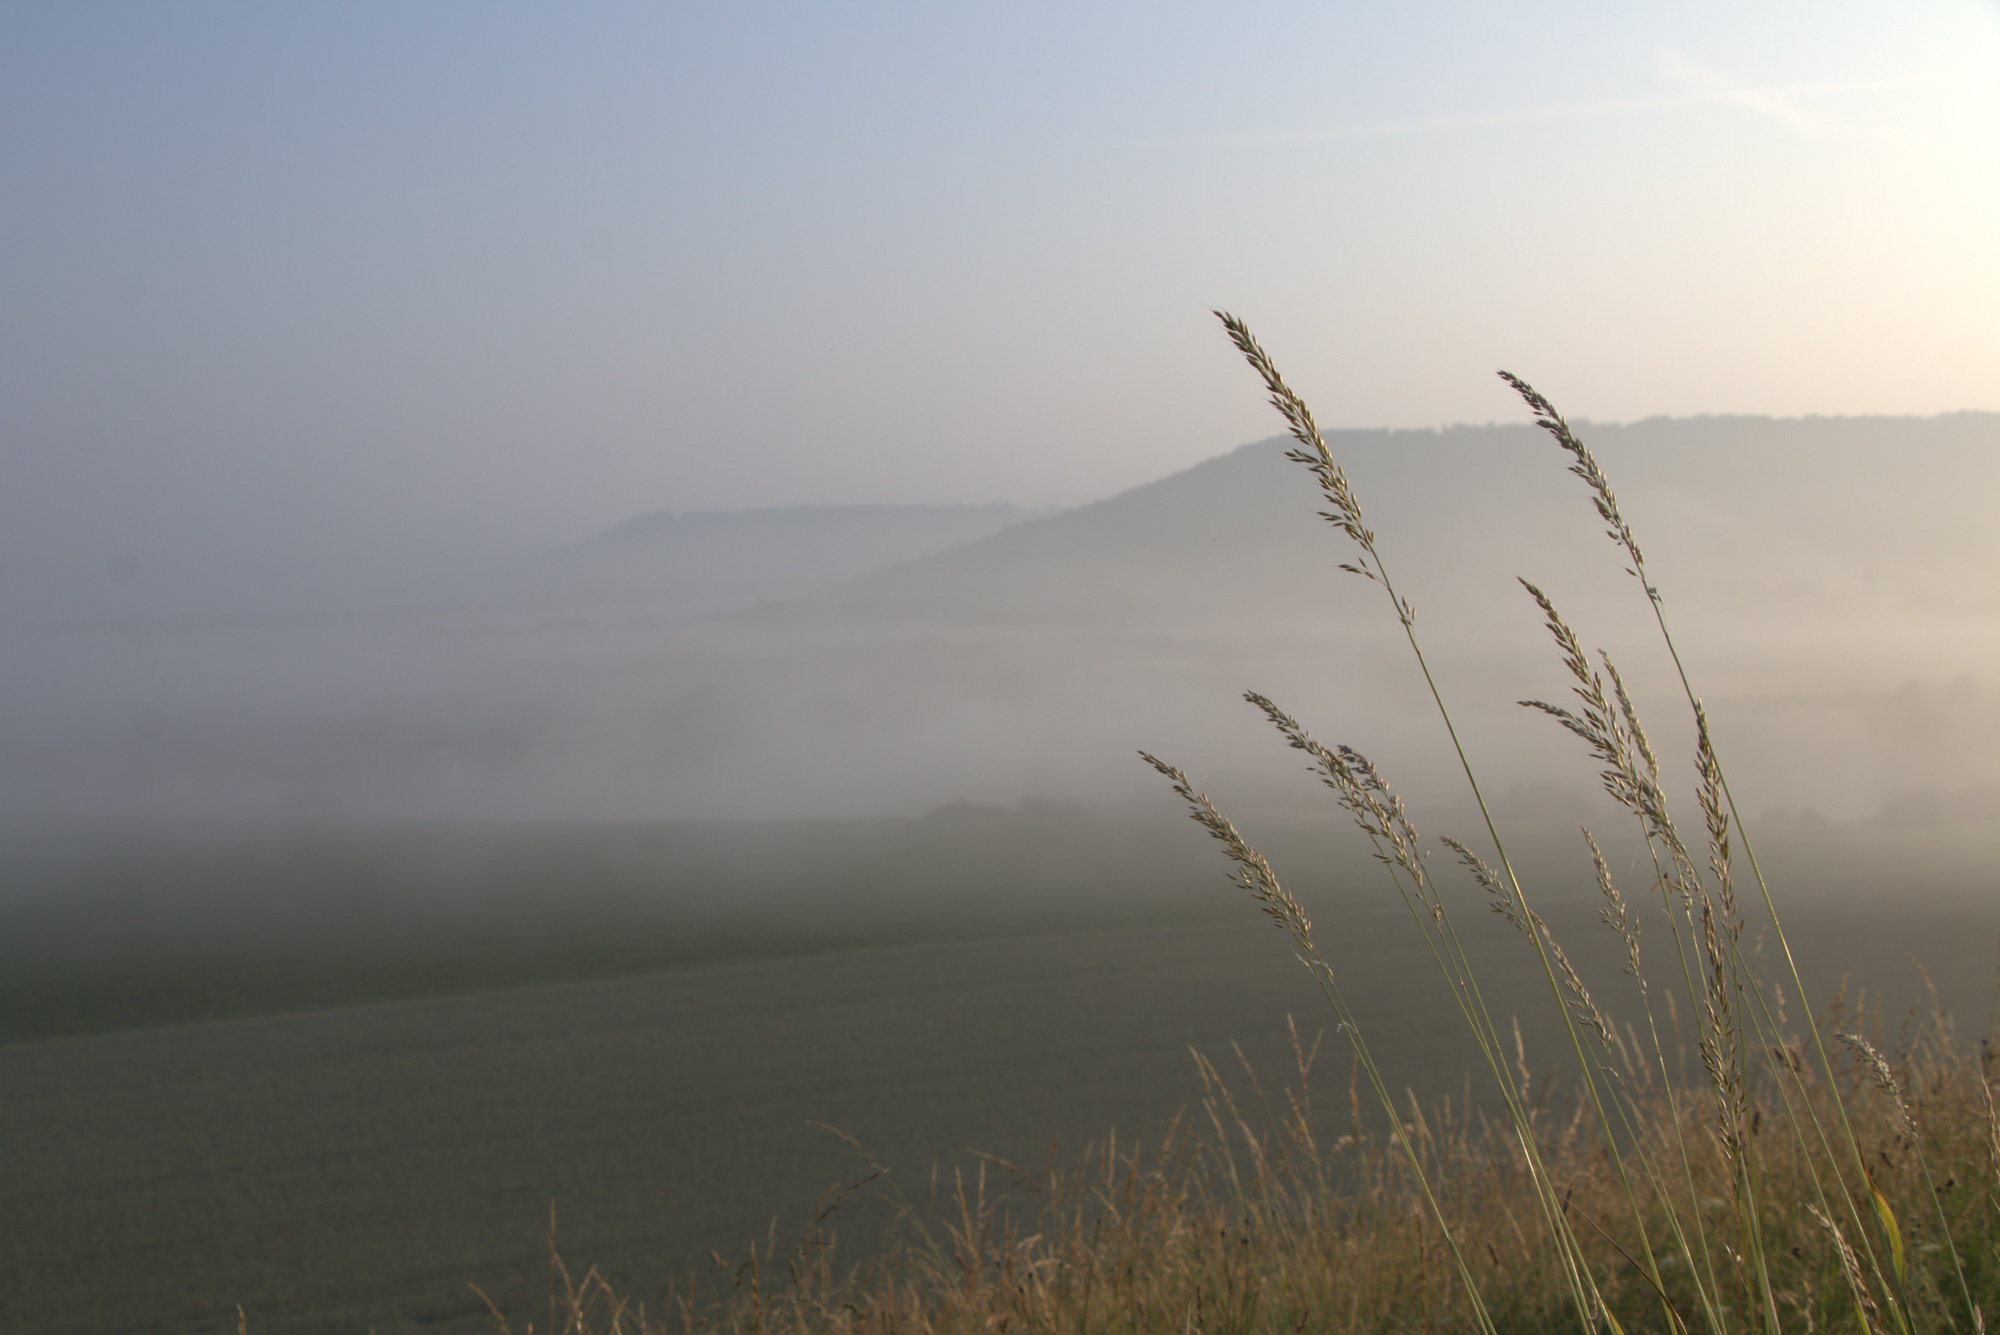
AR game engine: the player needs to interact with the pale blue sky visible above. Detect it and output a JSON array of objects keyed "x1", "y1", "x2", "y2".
[{"x1": 2, "y1": 2, "x2": 1995, "y2": 615}]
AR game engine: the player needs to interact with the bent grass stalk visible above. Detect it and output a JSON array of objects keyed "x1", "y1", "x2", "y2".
[
  {"x1": 1137, "y1": 751, "x2": 1499, "y2": 1335},
  {"x1": 1135, "y1": 315, "x2": 1992, "y2": 1335},
  {"x1": 1503, "y1": 370, "x2": 1991, "y2": 1333},
  {"x1": 1212, "y1": 313, "x2": 1669, "y2": 1333}
]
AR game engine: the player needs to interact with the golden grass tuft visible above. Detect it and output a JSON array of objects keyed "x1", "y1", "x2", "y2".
[{"x1": 483, "y1": 1006, "x2": 1998, "y2": 1334}]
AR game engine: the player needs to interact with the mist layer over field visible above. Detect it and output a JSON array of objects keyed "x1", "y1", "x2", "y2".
[{"x1": 5, "y1": 414, "x2": 1999, "y2": 833}]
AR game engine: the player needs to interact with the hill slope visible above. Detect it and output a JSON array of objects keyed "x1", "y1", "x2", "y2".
[
  {"x1": 2, "y1": 413, "x2": 1995, "y2": 825},
  {"x1": 485, "y1": 502, "x2": 1040, "y2": 614}
]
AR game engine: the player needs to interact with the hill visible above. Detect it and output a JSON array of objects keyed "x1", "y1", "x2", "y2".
[
  {"x1": 488, "y1": 502, "x2": 1041, "y2": 615},
  {"x1": 1, "y1": 413, "x2": 1996, "y2": 827}
]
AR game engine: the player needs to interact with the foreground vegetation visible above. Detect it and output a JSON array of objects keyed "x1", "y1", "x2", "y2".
[
  {"x1": 497, "y1": 323, "x2": 2000, "y2": 1333},
  {"x1": 529, "y1": 1002, "x2": 1998, "y2": 1334}
]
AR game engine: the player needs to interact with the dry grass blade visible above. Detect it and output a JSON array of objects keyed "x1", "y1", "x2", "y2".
[
  {"x1": 1440, "y1": 835, "x2": 1525, "y2": 933},
  {"x1": 1216, "y1": 311, "x2": 1382, "y2": 587},
  {"x1": 1136, "y1": 751, "x2": 1317, "y2": 961},
  {"x1": 1498, "y1": 370, "x2": 1649, "y2": 589}
]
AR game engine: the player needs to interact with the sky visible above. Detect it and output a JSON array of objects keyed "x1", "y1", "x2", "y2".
[{"x1": 2, "y1": 1, "x2": 1997, "y2": 619}]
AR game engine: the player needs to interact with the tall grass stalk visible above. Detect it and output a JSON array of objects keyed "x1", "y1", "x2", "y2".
[
  {"x1": 1128, "y1": 314, "x2": 1986, "y2": 1334},
  {"x1": 1499, "y1": 371, "x2": 1981, "y2": 1333},
  {"x1": 1207, "y1": 314, "x2": 1676, "y2": 1333},
  {"x1": 1136, "y1": 752, "x2": 1500, "y2": 1332}
]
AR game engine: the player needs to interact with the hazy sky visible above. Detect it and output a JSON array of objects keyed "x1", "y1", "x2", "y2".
[{"x1": 3, "y1": 2, "x2": 1996, "y2": 615}]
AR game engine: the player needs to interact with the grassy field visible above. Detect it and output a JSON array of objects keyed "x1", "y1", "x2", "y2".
[{"x1": 0, "y1": 813, "x2": 1994, "y2": 1334}]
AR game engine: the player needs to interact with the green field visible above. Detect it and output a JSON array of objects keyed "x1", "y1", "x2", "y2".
[
  {"x1": 0, "y1": 811, "x2": 1249, "y2": 1045},
  {"x1": 1, "y1": 813, "x2": 1993, "y2": 1333}
]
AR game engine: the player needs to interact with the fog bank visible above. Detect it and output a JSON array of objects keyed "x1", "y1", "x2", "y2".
[{"x1": 3, "y1": 413, "x2": 1997, "y2": 831}]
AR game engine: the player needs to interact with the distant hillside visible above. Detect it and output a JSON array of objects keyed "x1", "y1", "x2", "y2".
[
  {"x1": 5, "y1": 413, "x2": 1998, "y2": 827},
  {"x1": 820, "y1": 412, "x2": 2000, "y2": 633},
  {"x1": 488, "y1": 502, "x2": 1043, "y2": 614}
]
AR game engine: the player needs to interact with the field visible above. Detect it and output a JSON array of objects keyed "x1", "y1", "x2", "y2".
[{"x1": 2, "y1": 811, "x2": 1994, "y2": 1334}]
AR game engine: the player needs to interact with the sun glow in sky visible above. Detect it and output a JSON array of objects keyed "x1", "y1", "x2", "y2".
[{"x1": 1, "y1": 2, "x2": 1995, "y2": 614}]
